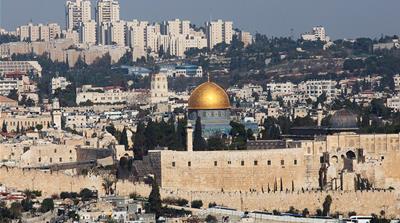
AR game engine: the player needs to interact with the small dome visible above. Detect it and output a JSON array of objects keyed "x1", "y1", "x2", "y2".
[
  {"x1": 188, "y1": 81, "x2": 230, "y2": 110},
  {"x1": 330, "y1": 109, "x2": 358, "y2": 129}
]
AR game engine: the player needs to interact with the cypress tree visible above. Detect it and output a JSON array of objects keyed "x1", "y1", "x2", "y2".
[
  {"x1": 133, "y1": 122, "x2": 146, "y2": 159},
  {"x1": 176, "y1": 118, "x2": 187, "y2": 150},
  {"x1": 144, "y1": 120, "x2": 157, "y2": 151},
  {"x1": 193, "y1": 117, "x2": 206, "y2": 151},
  {"x1": 146, "y1": 179, "x2": 162, "y2": 217},
  {"x1": 119, "y1": 128, "x2": 129, "y2": 150},
  {"x1": 2, "y1": 121, "x2": 7, "y2": 133}
]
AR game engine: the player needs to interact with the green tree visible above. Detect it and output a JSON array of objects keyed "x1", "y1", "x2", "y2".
[
  {"x1": 207, "y1": 135, "x2": 226, "y2": 150},
  {"x1": 176, "y1": 118, "x2": 187, "y2": 150},
  {"x1": 322, "y1": 195, "x2": 332, "y2": 216},
  {"x1": 190, "y1": 200, "x2": 203, "y2": 209},
  {"x1": 205, "y1": 215, "x2": 218, "y2": 223},
  {"x1": 7, "y1": 89, "x2": 18, "y2": 101},
  {"x1": 119, "y1": 128, "x2": 129, "y2": 150},
  {"x1": 193, "y1": 117, "x2": 207, "y2": 151},
  {"x1": 79, "y1": 188, "x2": 93, "y2": 201},
  {"x1": 9, "y1": 202, "x2": 22, "y2": 219},
  {"x1": 36, "y1": 124, "x2": 43, "y2": 131},
  {"x1": 40, "y1": 198, "x2": 54, "y2": 213},
  {"x1": 146, "y1": 179, "x2": 162, "y2": 217},
  {"x1": 133, "y1": 121, "x2": 146, "y2": 159},
  {"x1": 229, "y1": 121, "x2": 247, "y2": 149}
]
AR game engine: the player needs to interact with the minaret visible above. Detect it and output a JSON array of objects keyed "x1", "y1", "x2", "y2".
[
  {"x1": 317, "y1": 103, "x2": 323, "y2": 127},
  {"x1": 52, "y1": 98, "x2": 62, "y2": 129},
  {"x1": 186, "y1": 123, "x2": 193, "y2": 152}
]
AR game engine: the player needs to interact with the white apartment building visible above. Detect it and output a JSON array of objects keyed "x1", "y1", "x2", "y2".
[
  {"x1": 18, "y1": 23, "x2": 61, "y2": 42},
  {"x1": 76, "y1": 85, "x2": 130, "y2": 105},
  {"x1": 146, "y1": 24, "x2": 161, "y2": 52},
  {"x1": 301, "y1": 26, "x2": 330, "y2": 42},
  {"x1": 205, "y1": 20, "x2": 233, "y2": 49},
  {"x1": 161, "y1": 19, "x2": 190, "y2": 36},
  {"x1": 66, "y1": 0, "x2": 92, "y2": 31},
  {"x1": 96, "y1": 0, "x2": 120, "y2": 24},
  {"x1": 0, "y1": 61, "x2": 43, "y2": 77},
  {"x1": 79, "y1": 20, "x2": 97, "y2": 44},
  {"x1": 51, "y1": 77, "x2": 71, "y2": 94},
  {"x1": 299, "y1": 80, "x2": 338, "y2": 101},
  {"x1": 266, "y1": 82, "x2": 297, "y2": 98},
  {"x1": 239, "y1": 31, "x2": 253, "y2": 47},
  {"x1": 98, "y1": 21, "x2": 125, "y2": 46}
]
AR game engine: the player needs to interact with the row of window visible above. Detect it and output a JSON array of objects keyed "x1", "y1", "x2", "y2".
[
  {"x1": 171, "y1": 159, "x2": 298, "y2": 167},
  {"x1": 38, "y1": 157, "x2": 73, "y2": 163}
]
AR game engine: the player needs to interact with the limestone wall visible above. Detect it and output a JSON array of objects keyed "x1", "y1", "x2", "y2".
[{"x1": 0, "y1": 167, "x2": 398, "y2": 218}]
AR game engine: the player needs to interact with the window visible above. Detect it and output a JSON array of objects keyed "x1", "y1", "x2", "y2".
[
  {"x1": 50, "y1": 158, "x2": 53, "y2": 163},
  {"x1": 172, "y1": 162, "x2": 175, "y2": 167},
  {"x1": 69, "y1": 150, "x2": 72, "y2": 154},
  {"x1": 38, "y1": 158, "x2": 41, "y2": 162},
  {"x1": 294, "y1": 160, "x2": 297, "y2": 165},
  {"x1": 59, "y1": 158, "x2": 62, "y2": 162},
  {"x1": 267, "y1": 160, "x2": 271, "y2": 165},
  {"x1": 188, "y1": 161, "x2": 191, "y2": 167},
  {"x1": 214, "y1": 161, "x2": 218, "y2": 166},
  {"x1": 228, "y1": 161, "x2": 232, "y2": 165},
  {"x1": 254, "y1": 160, "x2": 258, "y2": 166},
  {"x1": 54, "y1": 149, "x2": 57, "y2": 153},
  {"x1": 241, "y1": 161, "x2": 244, "y2": 166},
  {"x1": 281, "y1": 160, "x2": 284, "y2": 165}
]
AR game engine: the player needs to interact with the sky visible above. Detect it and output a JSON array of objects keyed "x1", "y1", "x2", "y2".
[{"x1": 1, "y1": 0, "x2": 400, "y2": 40}]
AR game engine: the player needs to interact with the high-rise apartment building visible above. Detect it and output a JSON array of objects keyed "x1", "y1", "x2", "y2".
[
  {"x1": 66, "y1": 0, "x2": 92, "y2": 30},
  {"x1": 18, "y1": 23, "x2": 60, "y2": 42},
  {"x1": 98, "y1": 21, "x2": 125, "y2": 46},
  {"x1": 96, "y1": 0, "x2": 120, "y2": 24},
  {"x1": 205, "y1": 20, "x2": 233, "y2": 49},
  {"x1": 161, "y1": 19, "x2": 190, "y2": 36},
  {"x1": 79, "y1": 20, "x2": 97, "y2": 44}
]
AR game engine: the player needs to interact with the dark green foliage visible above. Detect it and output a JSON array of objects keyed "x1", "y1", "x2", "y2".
[
  {"x1": 79, "y1": 188, "x2": 94, "y2": 201},
  {"x1": 60, "y1": 192, "x2": 78, "y2": 199},
  {"x1": 302, "y1": 208, "x2": 310, "y2": 217},
  {"x1": 119, "y1": 128, "x2": 129, "y2": 150},
  {"x1": 207, "y1": 135, "x2": 226, "y2": 150},
  {"x1": 229, "y1": 121, "x2": 247, "y2": 149},
  {"x1": 0, "y1": 34, "x2": 19, "y2": 44},
  {"x1": 146, "y1": 180, "x2": 162, "y2": 217},
  {"x1": 193, "y1": 117, "x2": 207, "y2": 151},
  {"x1": 2, "y1": 121, "x2": 7, "y2": 133},
  {"x1": 53, "y1": 85, "x2": 77, "y2": 107},
  {"x1": 190, "y1": 200, "x2": 203, "y2": 209},
  {"x1": 7, "y1": 89, "x2": 18, "y2": 101},
  {"x1": 133, "y1": 121, "x2": 146, "y2": 159},
  {"x1": 162, "y1": 197, "x2": 188, "y2": 206},
  {"x1": 40, "y1": 198, "x2": 54, "y2": 213},
  {"x1": 205, "y1": 215, "x2": 218, "y2": 223},
  {"x1": 322, "y1": 195, "x2": 332, "y2": 216}
]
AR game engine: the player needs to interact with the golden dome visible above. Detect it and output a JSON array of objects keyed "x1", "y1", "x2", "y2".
[{"x1": 188, "y1": 81, "x2": 230, "y2": 110}]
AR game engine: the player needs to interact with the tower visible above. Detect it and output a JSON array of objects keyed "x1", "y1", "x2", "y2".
[
  {"x1": 150, "y1": 73, "x2": 169, "y2": 104},
  {"x1": 186, "y1": 123, "x2": 193, "y2": 152},
  {"x1": 51, "y1": 98, "x2": 62, "y2": 129}
]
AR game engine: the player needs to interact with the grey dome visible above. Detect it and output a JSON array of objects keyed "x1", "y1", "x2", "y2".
[{"x1": 330, "y1": 109, "x2": 358, "y2": 129}]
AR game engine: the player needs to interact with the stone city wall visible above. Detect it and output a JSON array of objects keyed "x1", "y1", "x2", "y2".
[{"x1": 0, "y1": 167, "x2": 398, "y2": 217}]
